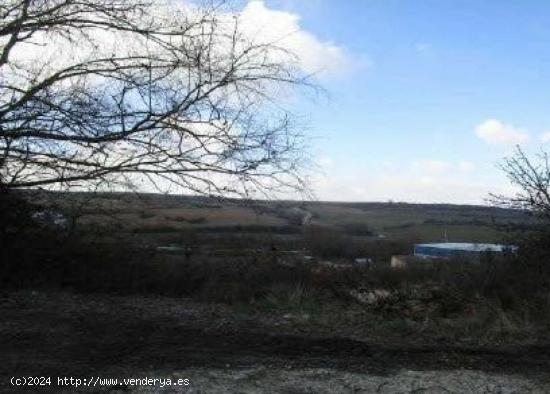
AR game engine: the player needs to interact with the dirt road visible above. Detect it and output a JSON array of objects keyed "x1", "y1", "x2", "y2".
[{"x1": 1, "y1": 291, "x2": 549, "y2": 393}]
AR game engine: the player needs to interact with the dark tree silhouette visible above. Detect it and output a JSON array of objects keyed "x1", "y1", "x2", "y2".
[
  {"x1": 491, "y1": 146, "x2": 550, "y2": 220},
  {"x1": 490, "y1": 146, "x2": 550, "y2": 284},
  {"x1": 0, "y1": 0, "x2": 311, "y2": 197}
]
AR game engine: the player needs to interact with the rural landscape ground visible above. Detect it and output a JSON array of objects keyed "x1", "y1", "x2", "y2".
[
  {"x1": 2, "y1": 192, "x2": 550, "y2": 393},
  {"x1": 3, "y1": 290, "x2": 550, "y2": 393},
  {"x1": 4, "y1": 1, "x2": 550, "y2": 392}
]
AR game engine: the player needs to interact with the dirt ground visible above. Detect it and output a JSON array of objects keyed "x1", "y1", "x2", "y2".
[{"x1": 2, "y1": 291, "x2": 550, "y2": 393}]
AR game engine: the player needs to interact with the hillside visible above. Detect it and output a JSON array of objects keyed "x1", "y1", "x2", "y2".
[{"x1": 32, "y1": 191, "x2": 530, "y2": 243}]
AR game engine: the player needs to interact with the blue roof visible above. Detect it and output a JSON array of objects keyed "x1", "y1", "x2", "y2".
[{"x1": 414, "y1": 243, "x2": 514, "y2": 253}]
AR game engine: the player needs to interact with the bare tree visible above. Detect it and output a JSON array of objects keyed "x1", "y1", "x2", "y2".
[
  {"x1": 0, "y1": 0, "x2": 312, "y2": 197},
  {"x1": 489, "y1": 146, "x2": 550, "y2": 285},
  {"x1": 491, "y1": 146, "x2": 550, "y2": 220}
]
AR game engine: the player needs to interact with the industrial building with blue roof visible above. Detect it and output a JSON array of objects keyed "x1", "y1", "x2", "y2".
[{"x1": 414, "y1": 243, "x2": 517, "y2": 259}]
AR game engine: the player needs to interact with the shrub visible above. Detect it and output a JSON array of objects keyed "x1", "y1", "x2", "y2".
[{"x1": 304, "y1": 225, "x2": 357, "y2": 258}]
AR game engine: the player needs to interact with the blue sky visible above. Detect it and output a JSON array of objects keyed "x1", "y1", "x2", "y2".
[{"x1": 240, "y1": 0, "x2": 550, "y2": 203}]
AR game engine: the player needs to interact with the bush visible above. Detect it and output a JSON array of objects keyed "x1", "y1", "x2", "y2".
[
  {"x1": 304, "y1": 225, "x2": 357, "y2": 258},
  {"x1": 188, "y1": 259, "x2": 313, "y2": 303}
]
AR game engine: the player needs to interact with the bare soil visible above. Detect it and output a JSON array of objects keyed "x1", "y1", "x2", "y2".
[{"x1": 2, "y1": 291, "x2": 550, "y2": 393}]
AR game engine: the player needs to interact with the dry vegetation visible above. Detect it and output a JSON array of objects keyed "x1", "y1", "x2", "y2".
[
  {"x1": 3, "y1": 190, "x2": 550, "y2": 392},
  {"x1": 2, "y1": 190, "x2": 548, "y2": 343}
]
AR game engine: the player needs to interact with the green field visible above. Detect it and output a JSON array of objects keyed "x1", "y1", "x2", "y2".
[{"x1": 35, "y1": 192, "x2": 530, "y2": 247}]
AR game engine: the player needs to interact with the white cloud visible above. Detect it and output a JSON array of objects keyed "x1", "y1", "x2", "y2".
[
  {"x1": 9, "y1": 0, "x2": 353, "y2": 85},
  {"x1": 541, "y1": 131, "x2": 550, "y2": 144},
  {"x1": 313, "y1": 173, "x2": 508, "y2": 204},
  {"x1": 475, "y1": 119, "x2": 529, "y2": 145},
  {"x1": 239, "y1": 1, "x2": 352, "y2": 77},
  {"x1": 312, "y1": 158, "x2": 486, "y2": 204}
]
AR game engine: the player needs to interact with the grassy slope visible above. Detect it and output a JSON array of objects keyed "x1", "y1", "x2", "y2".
[
  {"x1": 33, "y1": 191, "x2": 530, "y2": 244},
  {"x1": 304, "y1": 202, "x2": 518, "y2": 242}
]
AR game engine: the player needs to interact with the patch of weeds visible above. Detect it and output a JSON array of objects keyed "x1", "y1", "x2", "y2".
[
  {"x1": 260, "y1": 283, "x2": 323, "y2": 316},
  {"x1": 486, "y1": 306, "x2": 535, "y2": 340}
]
